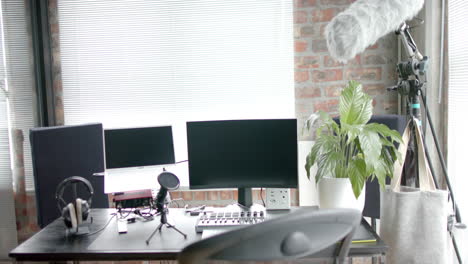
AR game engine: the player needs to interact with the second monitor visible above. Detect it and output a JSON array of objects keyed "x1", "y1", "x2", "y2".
[
  {"x1": 186, "y1": 119, "x2": 298, "y2": 207},
  {"x1": 104, "y1": 126, "x2": 175, "y2": 170}
]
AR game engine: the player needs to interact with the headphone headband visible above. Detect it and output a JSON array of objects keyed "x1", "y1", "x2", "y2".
[{"x1": 55, "y1": 176, "x2": 94, "y2": 209}]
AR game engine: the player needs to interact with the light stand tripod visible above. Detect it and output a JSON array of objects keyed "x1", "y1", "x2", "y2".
[
  {"x1": 388, "y1": 22, "x2": 466, "y2": 263},
  {"x1": 145, "y1": 171, "x2": 187, "y2": 245}
]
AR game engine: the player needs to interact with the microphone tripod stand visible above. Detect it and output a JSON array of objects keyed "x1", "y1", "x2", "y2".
[
  {"x1": 388, "y1": 22, "x2": 466, "y2": 264},
  {"x1": 145, "y1": 200, "x2": 187, "y2": 245}
]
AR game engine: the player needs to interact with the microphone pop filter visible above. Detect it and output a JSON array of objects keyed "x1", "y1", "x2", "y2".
[{"x1": 158, "y1": 172, "x2": 180, "y2": 190}]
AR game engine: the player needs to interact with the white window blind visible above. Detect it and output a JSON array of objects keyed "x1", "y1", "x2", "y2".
[
  {"x1": 448, "y1": 0, "x2": 468, "y2": 260},
  {"x1": 0, "y1": 0, "x2": 32, "y2": 257},
  {"x1": 58, "y1": 0, "x2": 294, "y2": 139},
  {"x1": 2, "y1": 0, "x2": 37, "y2": 191}
]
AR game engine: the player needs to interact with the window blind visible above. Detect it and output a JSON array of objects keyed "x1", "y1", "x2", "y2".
[
  {"x1": 58, "y1": 0, "x2": 294, "y2": 161},
  {"x1": 0, "y1": 0, "x2": 33, "y2": 260},
  {"x1": 448, "y1": 0, "x2": 468, "y2": 237},
  {"x1": 2, "y1": 0, "x2": 37, "y2": 191}
]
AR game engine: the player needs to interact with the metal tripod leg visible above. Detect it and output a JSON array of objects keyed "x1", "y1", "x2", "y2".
[
  {"x1": 166, "y1": 222, "x2": 188, "y2": 239},
  {"x1": 145, "y1": 222, "x2": 164, "y2": 244}
]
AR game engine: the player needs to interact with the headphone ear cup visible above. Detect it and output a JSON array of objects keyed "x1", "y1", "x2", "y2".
[
  {"x1": 61, "y1": 204, "x2": 72, "y2": 228},
  {"x1": 66, "y1": 203, "x2": 78, "y2": 230},
  {"x1": 75, "y1": 198, "x2": 83, "y2": 225},
  {"x1": 81, "y1": 200, "x2": 90, "y2": 221}
]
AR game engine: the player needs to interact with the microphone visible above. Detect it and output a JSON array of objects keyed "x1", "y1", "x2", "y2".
[
  {"x1": 155, "y1": 171, "x2": 180, "y2": 211},
  {"x1": 325, "y1": 0, "x2": 424, "y2": 62}
]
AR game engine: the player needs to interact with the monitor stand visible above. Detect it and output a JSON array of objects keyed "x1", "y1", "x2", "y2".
[{"x1": 238, "y1": 187, "x2": 253, "y2": 207}]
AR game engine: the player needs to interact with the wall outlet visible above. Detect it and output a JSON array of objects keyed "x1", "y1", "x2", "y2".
[{"x1": 265, "y1": 188, "x2": 291, "y2": 210}]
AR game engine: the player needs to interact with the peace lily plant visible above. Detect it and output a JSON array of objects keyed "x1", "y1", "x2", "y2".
[{"x1": 304, "y1": 80, "x2": 403, "y2": 199}]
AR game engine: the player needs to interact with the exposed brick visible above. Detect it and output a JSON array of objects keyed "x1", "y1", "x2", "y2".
[
  {"x1": 220, "y1": 190, "x2": 232, "y2": 200},
  {"x1": 364, "y1": 54, "x2": 387, "y2": 65},
  {"x1": 294, "y1": 0, "x2": 317, "y2": 8},
  {"x1": 314, "y1": 99, "x2": 339, "y2": 112},
  {"x1": 299, "y1": 25, "x2": 316, "y2": 37},
  {"x1": 296, "y1": 102, "x2": 313, "y2": 114},
  {"x1": 387, "y1": 67, "x2": 398, "y2": 80},
  {"x1": 50, "y1": 23, "x2": 59, "y2": 34},
  {"x1": 324, "y1": 84, "x2": 343, "y2": 97},
  {"x1": 383, "y1": 100, "x2": 398, "y2": 112},
  {"x1": 294, "y1": 11, "x2": 308, "y2": 24},
  {"x1": 296, "y1": 86, "x2": 321, "y2": 98},
  {"x1": 323, "y1": 55, "x2": 343, "y2": 67},
  {"x1": 295, "y1": 71, "x2": 309, "y2": 82},
  {"x1": 311, "y1": 69, "x2": 343, "y2": 82},
  {"x1": 324, "y1": 55, "x2": 361, "y2": 67},
  {"x1": 348, "y1": 55, "x2": 362, "y2": 66},
  {"x1": 363, "y1": 84, "x2": 386, "y2": 96},
  {"x1": 366, "y1": 43, "x2": 379, "y2": 50},
  {"x1": 295, "y1": 40, "x2": 308, "y2": 52},
  {"x1": 294, "y1": 25, "x2": 302, "y2": 38},
  {"x1": 295, "y1": 56, "x2": 320, "y2": 69},
  {"x1": 170, "y1": 191, "x2": 182, "y2": 199},
  {"x1": 311, "y1": 39, "x2": 328, "y2": 53},
  {"x1": 181, "y1": 191, "x2": 193, "y2": 201},
  {"x1": 193, "y1": 191, "x2": 206, "y2": 200},
  {"x1": 320, "y1": 0, "x2": 353, "y2": 5},
  {"x1": 311, "y1": 8, "x2": 340, "y2": 23},
  {"x1": 345, "y1": 67, "x2": 382, "y2": 81},
  {"x1": 233, "y1": 190, "x2": 238, "y2": 200},
  {"x1": 290, "y1": 188, "x2": 298, "y2": 204},
  {"x1": 319, "y1": 24, "x2": 327, "y2": 37},
  {"x1": 207, "y1": 191, "x2": 219, "y2": 200}
]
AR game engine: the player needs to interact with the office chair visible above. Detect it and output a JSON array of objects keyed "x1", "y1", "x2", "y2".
[{"x1": 178, "y1": 208, "x2": 361, "y2": 264}]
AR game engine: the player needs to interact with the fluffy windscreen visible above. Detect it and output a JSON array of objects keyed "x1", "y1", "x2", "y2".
[{"x1": 325, "y1": 0, "x2": 424, "y2": 63}]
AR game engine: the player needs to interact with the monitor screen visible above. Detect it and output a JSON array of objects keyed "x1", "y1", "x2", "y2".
[
  {"x1": 104, "y1": 126, "x2": 175, "y2": 169},
  {"x1": 187, "y1": 119, "x2": 298, "y2": 189}
]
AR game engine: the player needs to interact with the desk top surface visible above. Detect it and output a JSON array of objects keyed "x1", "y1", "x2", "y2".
[{"x1": 10, "y1": 208, "x2": 387, "y2": 261}]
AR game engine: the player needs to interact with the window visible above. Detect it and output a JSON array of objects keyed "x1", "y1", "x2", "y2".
[
  {"x1": 58, "y1": 0, "x2": 294, "y2": 163},
  {"x1": 448, "y1": 0, "x2": 468, "y2": 260}
]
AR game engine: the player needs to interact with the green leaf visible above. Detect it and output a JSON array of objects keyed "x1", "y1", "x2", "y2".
[
  {"x1": 358, "y1": 129, "x2": 382, "y2": 170},
  {"x1": 339, "y1": 81, "x2": 373, "y2": 126},
  {"x1": 348, "y1": 158, "x2": 367, "y2": 198},
  {"x1": 365, "y1": 123, "x2": 403, "y2": 144},
  {"x1": 341, "y1": 123, "x2": 363, "y2": 145},
  {"x1": 373, "y1": 159, "x2": 388, "y2": 190}
]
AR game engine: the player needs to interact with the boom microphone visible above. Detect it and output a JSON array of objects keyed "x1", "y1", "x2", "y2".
[{"x1": 325, "y1": 0, "x2": 424, "y2": 62}]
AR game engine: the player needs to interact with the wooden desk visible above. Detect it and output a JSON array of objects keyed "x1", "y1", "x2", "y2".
[{"x1": 9, "y1": 208, "x2": 387, "y2": 262}]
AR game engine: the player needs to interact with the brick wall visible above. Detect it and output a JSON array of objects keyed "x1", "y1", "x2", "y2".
[{"x1": 294, "y1": 0, "x2": 399, "y2": 141}]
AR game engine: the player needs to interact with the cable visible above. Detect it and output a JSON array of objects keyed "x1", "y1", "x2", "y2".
[
  {"x1": 260, "y1": 188, "x2": 266, "y2": 207},
  {"x1": 174, "y1": 160, "x2": 188, "y2": 164}
]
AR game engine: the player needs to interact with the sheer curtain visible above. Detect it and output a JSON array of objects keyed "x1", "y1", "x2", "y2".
[{"x1": 448, "y1": 0, "x2": 468, "y2": 261}]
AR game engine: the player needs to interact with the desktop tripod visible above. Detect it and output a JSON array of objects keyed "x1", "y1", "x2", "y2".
[
  {"x1": 388, "y1": 22, "x2": 465, "y2": 263},
  {"x1": 145, "y1": 198, "x2": 187, "y2": 245}
]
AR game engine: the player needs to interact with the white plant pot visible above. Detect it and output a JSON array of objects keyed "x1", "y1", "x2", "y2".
[{"x1": 317, "y1": 177, "x2": 366, "y2": 211}]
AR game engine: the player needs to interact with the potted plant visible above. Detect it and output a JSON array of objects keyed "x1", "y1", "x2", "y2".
[{"x1": 304, "y1": 80, "x2": 402, "y2": 210}]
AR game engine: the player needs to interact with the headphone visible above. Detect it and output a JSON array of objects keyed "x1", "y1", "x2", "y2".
[{"x1": 55, "y1": 176, "x2": 94, "y2": 229}]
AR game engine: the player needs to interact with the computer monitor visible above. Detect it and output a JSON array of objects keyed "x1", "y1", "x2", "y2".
[
  {"x1": 104, "y1": 126, "x2": 175, "y2": 169},
  {"x1": 186, "y1": 119, "x2": 298, "y2": 206}
]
